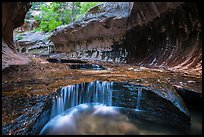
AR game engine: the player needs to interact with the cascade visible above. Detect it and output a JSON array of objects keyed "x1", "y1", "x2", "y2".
[
  {"x1": 136, "y1": 87, "x2": 142, "y2": 111},
  {"x1": 50, "y1": 81, "x2": 113, "y2": 119}
]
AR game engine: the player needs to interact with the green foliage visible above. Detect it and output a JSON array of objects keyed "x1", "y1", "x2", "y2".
[
  {"x1": 17, "y1": 35, "x2": 23, "y2": 40},
  {"x1": 31, "y1": 2, "x2": 101, "y2": 32},
  {"x1": 33, "y1": 3, "x2": 63, "y2": 32},
  {"x1": 75, "y1": 2, "x2": 100, "y2": 20},
  {"x1": 80, "y1": 2, "x2": 100, "y2": 14}
]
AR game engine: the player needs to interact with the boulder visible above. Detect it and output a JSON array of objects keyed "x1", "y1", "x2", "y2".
[{"x1": 14, "y1": 31, "x2": 54, "y2": 55}]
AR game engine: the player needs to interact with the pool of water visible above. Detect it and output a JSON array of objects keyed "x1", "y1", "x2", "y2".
[
  {"x1": 36, "y1": 81, "x2": 201, "y2": 135},
  {"x1": 188, "y1": 110, "x2": 202, "y2": 135},
  {"x1": 47, "y1": 58, "x2": 87, "y2": 63},
  {"x1": 40, "y1": 103, "x2": 202, "y2": 135},
  {"x1": 69, "y1": 64, "x2": 106, "y2": 70},
  {"x1": 46, "y1": 58, "x2": 106, "y2": 70}
]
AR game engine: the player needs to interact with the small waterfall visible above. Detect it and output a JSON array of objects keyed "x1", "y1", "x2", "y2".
[
  {"x1": 136, "y1": 87, "x2": 142, "y2": 111},
  {"x1": 50, "y1": 81, "x2": 113, "y2": 119}
]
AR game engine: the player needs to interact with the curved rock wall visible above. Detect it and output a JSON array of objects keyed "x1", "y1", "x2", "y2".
[
  {"x1": 2, "y1": 2, "x2": 31, "y2": 70},
  {"x1": 51, "y1": 2, "x2": 201, "y2": 76},
  {"x1": 51, "y1": 2, "x2": 132, "y2": 62},
  {"x1": 125, "y1": 2, "x2": 202, "y2": 76}
]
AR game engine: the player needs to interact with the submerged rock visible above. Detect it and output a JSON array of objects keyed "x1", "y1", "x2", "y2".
[
  {"x1": 40, "y1": 103, "x2": 140, "y2": 135},
  {"x1": 2, "y1": 58, "x2": 201, "y2": 135},
  {"x1": 40, "y1": 102, "x2": 191, "y2": 135},
  {"x1": 47, "y1": 81, "x2": 190, "y2": 128}
]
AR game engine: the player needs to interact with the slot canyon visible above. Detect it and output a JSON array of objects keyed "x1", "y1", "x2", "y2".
[{"x1": 2, "y1": 2, "x2": 202, "y2": 135}]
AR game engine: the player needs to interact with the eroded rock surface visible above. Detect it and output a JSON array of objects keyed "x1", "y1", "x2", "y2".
[
  {"x1": 2, "y1": 2, "x2": 31, "y2": 70},
  {"x1": 2, "y1": 56, "x2": 202, "y2": 135},
  {"x1": 14, "y1": 31, "x2": 54, "y2": 55},
  {"x1": 2, "y1": 39, "x2": 31, "y2": 70},
  {"x1": 51, "y1": 2, "x2": 132, "y2": 62},
  {"x1": 50, "y1": 2, "x2": 202, "y2": 77},
  {"x1": 2, "y1": 2, "x2": 202, "y2": 135},
  {"x1": 125, "y1": 2, "x2": 202, "y2": 76}
]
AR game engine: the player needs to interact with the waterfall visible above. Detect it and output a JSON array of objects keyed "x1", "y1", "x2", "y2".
[
  {"x1": 50, "y1": 81, "x2": 113, "y2": 119},
  {"x1": 136, "y1": 87, "x2": 142, "y2": 111}
]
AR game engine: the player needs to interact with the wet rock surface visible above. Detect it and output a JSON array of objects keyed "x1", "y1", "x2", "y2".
[
  {"x1": 173, "y1": 86, "x2": 202, "y2": 111},
  {"x1": 2, "y1": 94, "x2": 51, "y2": 135},
  {"x1": 2, "y1": 56, "x2": 202, "y2": 135},
  {"x1": 47, "y1": 81, "x2": 191, "y2": 125},
  {"x1": 2, "y1": 2, "x2": 202, "y2": 135}
]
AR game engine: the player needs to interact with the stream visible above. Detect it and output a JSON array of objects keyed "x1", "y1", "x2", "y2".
[{"x1": 36, "y1": 81, "x2": 201, "y2": 135}]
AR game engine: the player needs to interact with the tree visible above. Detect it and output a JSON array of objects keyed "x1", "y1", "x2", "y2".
[{"x1": 31, "y1": 2, "x2": 101, "y2": 32}]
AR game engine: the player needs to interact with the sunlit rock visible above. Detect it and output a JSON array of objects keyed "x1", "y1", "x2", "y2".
[
  {"x1": 14, "y1": 31, "x2": 54, "y2": 55},
  {"x1": 51, "y1": 2, "x2": 132, "y2": 62}
]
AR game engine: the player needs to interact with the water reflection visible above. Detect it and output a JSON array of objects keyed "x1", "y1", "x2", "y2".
[
  {"x1": 48, "y1": 81, "x2": 191, "y2": 127},
  {"x1": 40, "y1": 103, "x2": 140, "y2": 135},
  {"x1": 45, "y1": 81, "x2": 192, "y2": 135},
  {"x1": 40, "y1": 103, "x2": 195, "y2": 135}
]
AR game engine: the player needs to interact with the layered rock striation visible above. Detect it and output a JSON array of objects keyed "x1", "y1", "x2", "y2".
[
  {"x1": 2, "y1": 2, "x2": 31, "y2": 70},
  {"x1": 125, "y1": 2, "x2": 202, "y2": 76},
  {"x1": 51, "y1": 2, "x2": 202, "y2": 76},
  {"x1": 51, "y1": 2, "x2": 132, "y2": 62}
]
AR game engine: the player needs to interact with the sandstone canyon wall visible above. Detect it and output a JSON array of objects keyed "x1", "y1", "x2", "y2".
[
  {"x1": 2, "y1": 2, "x2": 202, "y2": 77},
  {"x1": 125, "y1": 2, "x2": 202, "y2": 76},
  {"x1": 2, "y1": 2, "x2": 31, "y2": 70},
  {"x1": 51, "y1": 2, "x2": 201, "y2": 76},
  {"x1": 51, "y1": 2, "x2": 133, "y2": 63}
]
